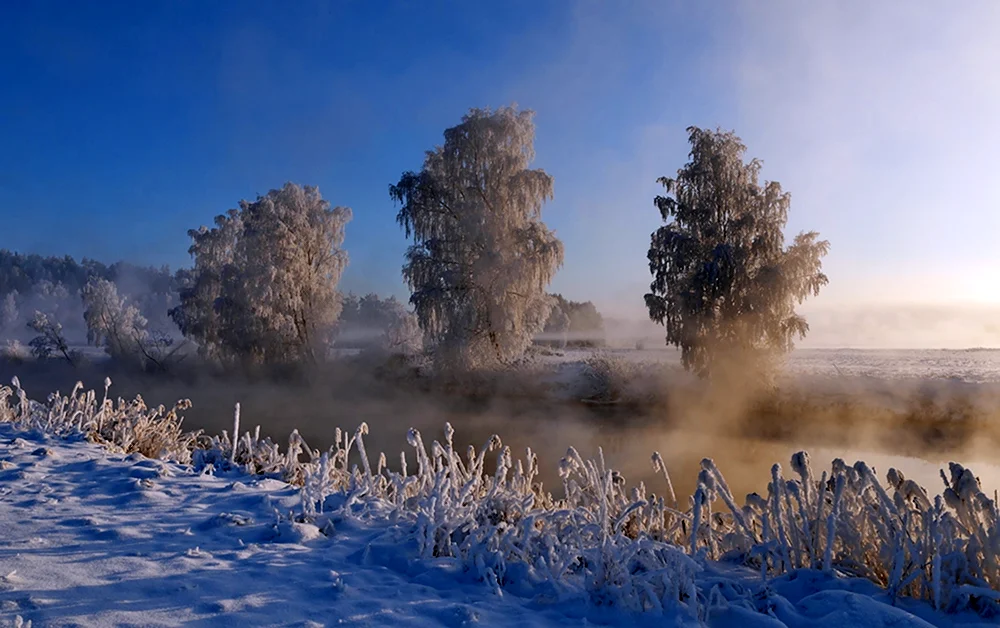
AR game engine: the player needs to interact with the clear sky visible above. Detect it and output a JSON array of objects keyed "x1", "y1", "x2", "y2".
[{"x1": 2, "y1": 1, "x2": 999, "y2": 346}]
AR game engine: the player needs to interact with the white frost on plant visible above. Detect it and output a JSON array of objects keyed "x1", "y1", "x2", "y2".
[
  {"x1": 1, "y1": 380, "x2": 998, "y2": 617},
  {"x1": 81, "y1": 277, "x2": 150, "y2": 366},
  {"x1": 391, "y1": 106, "x2": 564, "y2": 371},
  {"x1": 170, "y1": 182, "x2": 352, "y2": 366}
]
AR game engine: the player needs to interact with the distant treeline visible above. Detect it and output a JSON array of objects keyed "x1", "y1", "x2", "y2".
[
  {"x1": 0, "y1": 249, "x2": 605, "y2": 363},
  {"x1": 0, "y1": 250, "x2": 175, "y2": 297},
  {"x1": 540, "y1": 293, "x2": 605, "y2": 347},
  {"x1": 0, "y1": 250, "x2": 180, "y2": 347}
]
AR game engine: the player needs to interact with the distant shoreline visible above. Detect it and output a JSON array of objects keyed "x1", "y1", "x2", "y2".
[{"x1": 793, "y1": 346, "x2": 1000, "y2": 352}]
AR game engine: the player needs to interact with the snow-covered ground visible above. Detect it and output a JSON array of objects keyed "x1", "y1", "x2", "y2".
[
  {"x1": 786, "y1": 349, "x2": 1000, "y2": 384},
  {"x1": 0, "y1": 422, "x2": 997, "y2": 627},
  {"x1": 538, "y1": 347, "x2": 1000, "y2": 384},
  {"x1": 2, "y1": 347, "x2": 1000, "y2": 626}
]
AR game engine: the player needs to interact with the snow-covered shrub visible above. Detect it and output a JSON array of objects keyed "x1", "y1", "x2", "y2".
[
  {"x1": 26, "y1": 311, "x2": 77, "y2": 364},
  {"x1": 578, "y1": 352, "x2": 666, "y2": 405},
  {"x1": 689, "y1": 453, "x2": 1000, "y2": 615},
  {"x1": 0, "y1": 377, "x2": 200, "y2": 463},
  {"x1": 581, "y1": 353, "x2": 643, "y2": 402}
]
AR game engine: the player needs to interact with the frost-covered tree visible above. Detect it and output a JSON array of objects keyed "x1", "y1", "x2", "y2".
[
  {"x1": 565, "y1": 301, "x2": 604, "y2": 337},
  {"x1": 81, "y1": 278, "x2": 150, "y2": 365},
  {"x1": 391, "y1": 106, "x2": 564, "y2": 370},
  {"x1": 170, "y1": 183, "x2": 351, "y2": 366},
  {"x1": 169, "y1": 212, "x2": 241, "y2": 362},
  {"x1": 645, "y1": 127, "x2": 830, "y2": 379},
  {"x1": 27, "y1": 311, "x2": 76, "y2": 364},
  {"x1": 542, "y1": 299, "x2": 570, "y2": 348}
]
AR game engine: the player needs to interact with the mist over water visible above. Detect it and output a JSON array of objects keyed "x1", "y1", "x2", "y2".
[
  {"x1": 3, "y1": 247, "x2": 1000, "y2": 508},
  {"x1": 5, "y1": 346, "x2": 999, "y2": 503}
]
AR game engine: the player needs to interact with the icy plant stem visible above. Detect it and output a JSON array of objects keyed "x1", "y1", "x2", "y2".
[
  {"x1": 824, "y1": 473, "x2": 846, "y2": 573},
  {"x1": 229, "y1": 403, "x2": 241, "y2": 466},
  {"x1": 771, "y1": 465, "x2": 792, "y2": 571}
]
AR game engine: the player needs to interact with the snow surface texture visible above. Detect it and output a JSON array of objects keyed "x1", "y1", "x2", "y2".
[
  {"x1": 1, "y1": 380, "x2": 999, "y2": 626},
  {"x1": 0, "y1": 424, "x2": 995, "y2": 628}
]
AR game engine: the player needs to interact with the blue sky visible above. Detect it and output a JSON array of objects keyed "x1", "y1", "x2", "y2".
[{"x1": 3, "y1": 1, "x2": 999, "y2": 345}]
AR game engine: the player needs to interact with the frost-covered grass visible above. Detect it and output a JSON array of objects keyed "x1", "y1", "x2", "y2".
[
  {"x1": 1, "y1": 377, "x2": 999, "y2": 619},
  {"x1": 296, "y1": 428, "x2": 1000, "y2": 615}
]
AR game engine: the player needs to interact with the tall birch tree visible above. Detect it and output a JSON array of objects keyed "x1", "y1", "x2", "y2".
[
  {"x1": 645, "y1": 127, "x2": 830, "y2": 379},
  {"x1": 391, "y1": 106, "x2": 564, "y2": 370}
]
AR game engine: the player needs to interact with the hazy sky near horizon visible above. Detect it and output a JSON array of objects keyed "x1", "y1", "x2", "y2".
[{"x1": 2, "y1": 1, "x2": 999, "y2": 346}]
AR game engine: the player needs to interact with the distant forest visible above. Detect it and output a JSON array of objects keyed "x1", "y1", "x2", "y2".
[
  {"x1": 0, "y1": 250, "x2": 179, "y2": 345},
  {"x1": 0, "y1": 249, "x2": 605, "y2": 360}
]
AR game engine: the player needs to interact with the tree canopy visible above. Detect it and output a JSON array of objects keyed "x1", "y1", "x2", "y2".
[
  {"x1": 171, "y1": 183, "x2": 352, "y2": 366},
  {"x1": 391, "y1": 106, "x2": 564, "y2": 370},
  {"x1": 645, "y1": 127, "x2": 830, "y2": 378}
]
